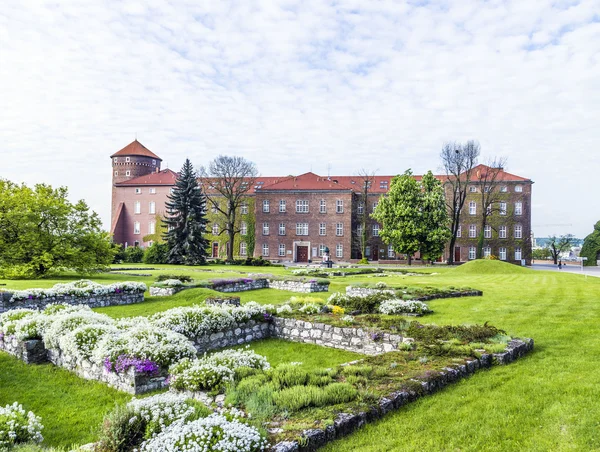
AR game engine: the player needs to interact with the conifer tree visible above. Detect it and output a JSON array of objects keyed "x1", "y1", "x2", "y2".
[{"x1": 163, "y1": 159, "x2": 209, "y2": 265}]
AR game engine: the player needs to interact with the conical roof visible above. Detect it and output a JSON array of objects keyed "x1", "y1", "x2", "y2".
[{"x1": 110, "y1": 140, "x2": 162, "y2": 160}]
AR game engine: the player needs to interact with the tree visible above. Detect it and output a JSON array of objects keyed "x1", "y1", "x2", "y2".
[
  {"x1": 142, "y1": 242, "x2": 169, "y2": 264},
  {"x1": 0, "y1": 179, "x2": 115, "y2": 278},
  {"x1": 372, "y1": 170, "x2": 422, "y2": 265},
  {"x1": 440, "y1": 140, "x2": 480, "y2": 264},
  {"x1": 419, "y1": 171, "x2": 452, "y2": 262},
  {"x1": 474, "y1": 158, "x2": 508, "y2": 258},
  {"x1": 531, "y1": 247, "x2": 552, "y2": 261},
  {"x1": 354, "y1": 169, "x2": 376, "y2": 263},
  {"x1": 201, "y1": 155, "x2": 258, "y2": 262},
  {"x1": 163, "y1": 159, "x2": 209, "y2": 265},
  {"x1": 580, "y1": 222, "x2": 600, "y2": 266},
  {"x1": 546, "y1": 234, "x2": 575, "y2": 265}
]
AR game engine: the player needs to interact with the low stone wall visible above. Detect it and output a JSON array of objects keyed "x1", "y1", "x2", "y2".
[
  {"x1": 205, "y1": 297, "x2": 241, "y2": 307},
  {"x1": 345, "y1": 287, "x2": 396, "y2": 297},
  {"x1": 213, "y1": 280, "x2": 269, "y2": 293},
  {"x1": 268, "y1": 280, "x2": 329, "y2": 293},
  {"x1": 47, "y1": 348, "x2": 167, "y2": 395},
  {"x1": 0, "y1": 335, "x2": 47, "y2": 364},
  {"x1": 149, "y1": 286, "x2": 186, "y2": 297},
  {"x1": 345, "y1": 286, "x2": 483, "y2": 301},
  {"x1": 190, "y1": 320, "x2": 271, "y2": 354},
  {"x1": 270, "y1": 318, "x2": 404, "y2": 355},
  {"x1": 271, "y1": 338, "x2": 534, "y2": 452},
  {"x1": 0, "y1": 292, "x2": 145, "y2": 314}
]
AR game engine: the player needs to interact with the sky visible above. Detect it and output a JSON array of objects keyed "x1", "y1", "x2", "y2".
[{"x1": 1, "y1": 0, "x2": 599, "y2": 238}]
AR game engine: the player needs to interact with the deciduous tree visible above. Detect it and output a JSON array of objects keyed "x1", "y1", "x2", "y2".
[
  {"x1": 546, "y1": 234, "x2": 575, "y2": 265},
  {"x1": 580, "y1": 221, "x2": 600, "y2": 266},
  {"x1": 419, "y1": 171, "x2": 452, "y2": 262}
]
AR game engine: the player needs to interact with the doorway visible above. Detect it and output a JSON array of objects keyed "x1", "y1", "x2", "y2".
[
  {"x1": 454, "y1": 246, "x2": 461, "y2": 263},
  {"x1": 212, "y1": 242, "x2": 219, "y2": 258},
  {"x1": 297, "y1": 246, "x2": 309, "y2": 263}
]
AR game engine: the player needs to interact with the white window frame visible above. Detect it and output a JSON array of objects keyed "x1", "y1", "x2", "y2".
[
  {"x1": 500, "y1": 186, "x2": 508, "y2": 193},
  {"x1": 319, "y1": 223, "x2": 326, "y2": 236},
  {"x1": 279, "y1": 200, "x2": 286, "y2": 213},
  {"x1": 152, "y1": 159, "x2": 156, "y2": 165},
  {"x1": 469, "y1": 201, "x2": 476, "y2": 215},
  {"x1": 483, "y1": 246, "x2": 491, "y2": 257},
  {"x1": 240, "y1": 222, "x2": 247, "y2": 236},
  {"x1": 126, "y1": 157, "x2": 131, "y2": 163},
  {"x1": 149, "y1": 187, "x2": 156, "y2": 194},
  {"x1": 240, "y1": 242, "x2": 247, "y2": 256},
  {"x1": 148, "y1": 221, "x2": 156, "y2": 235},
  {"x1": 469, "y1": 224, "x2": 477, "y2": 238},
  {"x1": 499, "y1": 202, "x2": 507, "y2": 215},
  {"x1": 357, "y1": 203, "x2": 364, "y2": 215},
  {"x1": 515, "y1": 247, "x2": 522, "y2": 260},
  {"x1": 149, "y1": 201, "x2": 156, "y2": 214},
  {"x1": 388, "y1": 245, "x2": 395, "y2": 257},
  {"x1": 318, "y1": 244, "x2": 326, "y2": 257},
  {"x1": 262, "y1": 244, "x2": 269, "y2": 257},
  {"x1": 372, "y1": 202, "x2": 378, "y2": 212},
  {"x1": 456, "y1": 225, "x2": 461, "y2": 238},
  {"x1": 336, "y1": 223, "x2": 344, "y2": 236},
  {"x1": 241, "y1": 203, "x2": 248, "y2": 215},
  {"x1": 372, "y1": 224, "x2": 379, "y2": 237},
  {"x1": 514, "y1": 224, "x2": 522, "y2": 239},
  {"x1": 279, "y1": 223, "x2": 286, "y2": 236},
  {"x1": 278, "y1": 244, "x2": 286, "y2": 257},
  {"x1": 468, "y1": 246, "x2": 476, "y2": 260},
  {"x1": 320, "y1": 199, "x2": 326, "y2": 214},
  {"x1": 336, "y1": 200, "x2": 344, "y2": 213},
  {"x1": 114, "y1": 157, "x2": 118, "y2": 163},
  {"x1": 515, "y1": 202, "x2": 522, "y2": 216},
  {"x1": 296, "y1": 200, "x2": 309, "y2": 213},
  {"x1": 336, "y1": 244, "x2": 343, "y2": 258},
  {"x1": 499, "y1": 226, "x2": 507, "y2": 239},
  {"x1": 114, "y1": 171, "x2": 118, "y2": 176},
  {"x1": 263, "y1": 200, "x2": 270, "y2": 213},
  {"x1": 484, "y1": 225, "x2": 492, "y2": 239},
  {"x1": 515, "y1": 185, "x2": 523, "y2": 192},
  {"x1": 135, "y1": 187, "x2": 141, "y2": 194},
  {"x1": 296, "y1": 223, "x2": 308, "y2": 236},
  {"x1": 133, "y1": 222, "x2": 140, "y2": 235},
  {"x1": 499, "y1": 247, "x2": 507, "y2": 261},
  {"x1": 262, "y1": 223, "x2": 270, "y2": 235},
  {"x1": 212, "y1": 224, "x2": 219, "y2": 235},
  {"x1": 469, "y1": 186, "x2": 477, "y2": 193},
  {"x1": 357, "y1": 224, "x2": 363, "y2": 237},
  {"x1": 134, "y1": 201, "x2": 141, "y2": 214},
  {"x1": 126, "y1": 170, "x2": 131, "y2": 176}
]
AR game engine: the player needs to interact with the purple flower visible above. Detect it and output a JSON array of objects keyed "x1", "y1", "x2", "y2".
[
  {"x1": 370, "y1": 332, "x2": 384, "y2": 342},
  {"x1": 28, "y1": 295, "x2": 33, "y2": 299},
  {"x1": 263, "y1": 312, "x2": 273, "y2": 322},
  {"x1": 105, "y1": 354, "x2": 160, "y2": 375}
]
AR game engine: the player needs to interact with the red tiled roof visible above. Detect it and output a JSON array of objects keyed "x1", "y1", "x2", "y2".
[
  {"x1": 110, "y1": 140, "x2": 162, "y2": 160},
  {"x1": 470, "y1": 164, "x2": 532, "y2": 182},
  {"x1": 258, "y1": 172, "x2": 355, "y2": 191},
  {"x1": 116, "y1": 169, "x2": 179, "y2": 186}
]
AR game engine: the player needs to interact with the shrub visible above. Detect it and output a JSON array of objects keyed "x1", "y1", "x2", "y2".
[
  {"x1": 272, "y1": 385, "x2": 323, "y2": 411},
  {"x1": 9, "y1": 280, "x2": 147, "y2": 303},
  {"x1": 322, "y1": 382, "x2": 358, "y2": 404},
  {"x1": 378, "y1": 299, "x2": 432, "y2": 315},
  {"x1": 123, "y1": 246, "x2": 144, "y2": 263},
  {"x1": 406, "y1": 321, "x2": 505, "y2": 344},
  {"x1": 270, "y1": 364, "x2": 309, "y2": 389},
  {"x1": 327, "y1": 292, "x2": 395, "y2": 314},
  {"x1": 59, "y1": 324, "x2": 118, "y2": 360},
  {"x1": 43, "y1": 309, "x2": 113, "y2": 349},
  {"x1": 155, "y1": 274, "x2": 194, "y2": 283},
  {"x1": 142, "y1": 243, "x2": 169, "y2": 264},
  {"x1": 341, "y1": 365, "x2": 373, "y2": 377},
  {"x1": 138, "y1": 414, "x2": 267, "y2": 452},
  {"x1": 0, "y1": 402, "x2": 43, "y2": 448}
]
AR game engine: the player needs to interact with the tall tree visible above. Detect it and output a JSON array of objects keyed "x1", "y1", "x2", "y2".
[
  {"x1": 372, "y1": 170, "x2": 422, "y2": 265},
  {"x1": 355, "y1": 169, "x2": 376, "y2": 262},
  {"x1": 474, "y1": 158, "x2": 508, "y2": 258},
  {"x1": 440, "y1": 140, "x2": 480, "y2": 264},
  {"x1": 419, "y1": 171, "x2": 452, "y2": 262},
  {"x1": 0, "y1": 179, "x2": 115, "y2": 278},
  {"x1": 580, "y1": 221, "x2": 600, "y2": 266},
  {"x1": 163, "y1": 159, "x2": 209, "y2": 265},
  {"x1": 546, "y1": 234, "x2": 575, "y2": 265},
  {"x1": 201, "y1": 156, "x2": 258, "y2": 262}
]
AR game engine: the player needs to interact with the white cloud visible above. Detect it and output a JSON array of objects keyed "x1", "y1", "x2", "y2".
[{"x1": 0, "y1": 0, "x2": 598, "y2": 237}]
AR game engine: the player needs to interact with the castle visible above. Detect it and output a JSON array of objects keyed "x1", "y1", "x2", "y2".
[{"x1": 111, "y1": 140, "x2": 533, "y2": 264}]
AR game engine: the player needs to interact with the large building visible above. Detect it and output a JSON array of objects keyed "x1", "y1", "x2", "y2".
[{"x1": 110, "y1": 140, "x2": 533, "y2": 264}]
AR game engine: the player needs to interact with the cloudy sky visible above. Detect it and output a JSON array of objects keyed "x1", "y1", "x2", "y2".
[{"x1": 1, "y1": 0, "x2": 598, "y2": 238}]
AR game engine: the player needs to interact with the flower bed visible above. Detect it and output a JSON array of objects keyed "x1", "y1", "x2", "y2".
[
  {"x1": 0, "y1": 402, "x2": 44, "y2": 448},
  {"x1": 346, "y1": 284, "x2": 482, "y2": 301},
  {"x1": 0, "y1": 280, "x2": 146, "y2": 313}
]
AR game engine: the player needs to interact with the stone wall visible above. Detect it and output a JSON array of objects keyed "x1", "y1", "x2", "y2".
[
  {"x1": 190, "y1": 320, "x2": 270, "y2": 353},
  {"x1": 149, "y1": 286, "x2": 186, "y2": 297},
  {"x1": 0, "y1": 292, "x2": 145, "y2": 314},
  {"x1": 205, "y1": 297, "x2": 241, "y2": 307},
  {"x1": 213, "y1": 280, "x2": 269, "y2": 293},
  {"x1": 345, "y1": 286, "x2": 483, "y2": 301},
  {"x1": 268, "y1": 280, "x2": 329, "y2": 293},
  {"x1": 0, "y1": 335, "x2": 47, "y2": 364},
  {"x1": 270, "y1": 318, "x2": 405, "y2": 355},
  {"x1": 345, "y1": 287, "x2": 396, "y2": 297}
]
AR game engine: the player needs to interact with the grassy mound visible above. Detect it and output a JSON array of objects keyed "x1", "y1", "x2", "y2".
[{"x1": 452, "y1": 259, "x2": 530, "y2": 275}]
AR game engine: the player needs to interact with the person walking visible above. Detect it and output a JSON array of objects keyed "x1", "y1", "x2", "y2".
[{"x1": 558, "y1": 260, "x2": 562, "y2": 270}]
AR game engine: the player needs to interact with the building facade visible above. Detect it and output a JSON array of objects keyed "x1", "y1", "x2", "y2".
[{"x1": 110, "y1": 141, "x2": 533, "y2": 264}]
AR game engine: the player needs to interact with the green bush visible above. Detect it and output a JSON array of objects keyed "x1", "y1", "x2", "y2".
[
  {"x1": 270, "y1": 364, "x2": 309, "y2": 389},
  {"x1": 155, "y1": 274, "x2": 194, "y2": 283},
  {"x1": 95, "y1": 404, "x2": 145, "y2": 452},
  {"x1": 406, "y1": 321, "x2": 505, "y2": 344},
  {"x1": 123, "y1": 246, "x2": 144, "y2": 263},
  {"x1": 244, "y1": 385, "x2": 276, "y2": 420},
  {"x1": 322, "y1": 383, "x2": 358, "y2": 404},
  {"x1": 143, "y1": 243, "x2": 169, "y2": 264},
  {"x1": 341, "y1": 365, "x2": 373, "y2": 377},
  {"x1": 272, "y1": 385, "x2": 324, "y2": 411}
]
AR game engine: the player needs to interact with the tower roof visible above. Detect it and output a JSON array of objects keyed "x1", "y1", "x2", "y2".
[{"x1": 110, "y1": 140, "x2": 162, "y2": 160}]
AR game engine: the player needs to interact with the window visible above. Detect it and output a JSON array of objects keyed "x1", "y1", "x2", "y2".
[
  {"x1": 320, "y1": 200, "x2": 326, "y2": 213},
  {"x1": 319, "y1": 223, "x2": 326, "y2": 236},
  {"x1": 114, "y1": 171, "x2": 118, "y2": 176},
  {"x1": 469, "y1": 186, "x2": 477, "y2": 193},
  {"x1": 279, "y1": 200, "x2": 286, "y2": 212},
  {"x1": 148, "y1": 240, "x2": 154, "y2": 247},
  {"x1": 134, "y1": 201, "x2": 141, "y2": 214},
  {"x1": 279, "y1": 244, "x2": 286, "y2": 257},
  {"x1": 135, "y1": 188, "x2": 141, "y2": 194},
  {"x1": 500, "y1": 186, "x2": 508, "y2": 193},
  {"x1": 336, "y1": 200, "x2": 344, "y2": 213},
  {"x1": 357, "y1": 203, "x2": 364, "y2": 215},
  {"x1": 469, "y1": 246, "x2": 476, "y2": 260},
  {"x1": 514, "y1": 224, "x2": 522, "y2": 239},
  {"x1": 262, "y1": 223, "x2": 270, "y2": 235},
  {"x1": 336, "y1": 223, "x2": 343, "y2": 236},
  {"x1": 126, "y1": 157, "x2": 131, "y2": 162},
  {"x1": 149, "y1": 188, "x2": 156, "y2": 194},
  {"x1": 240, "y1": 242, "x2": 247, "y2": 256},
  {"x1": 357, "y1": 224, "x2": 363, "y2": 236},
  {"x1": 372, "y1": 202, "x2": 378, "y2": 212},
  {"x1": 484, "y1": 246, "x2": 491, "y2": 257},
  {"x1": 484, "y1": 186, "x2": 490, "y2": 193},
  {"x1": 515, "y1": 202, "x2": 522, "y2": 216},
  {"x1": 388, "y1": 245, "x2": 395, "y2": 257},
  {"x1": 212, "y1": 224, "x2": 219, "y2": 235},
  {"x1": 152, "y1": 159, "x2": 156, "y2": 165},
  {"x1": 499, "y1": 247, "x2": 507, "y2": 261},
  {"x1": 279, "y1": 223, "x2": 286, "y2": 236},
  {"x1": 336, "y1": 244, "x2": 343, "y2": 258},
  {"x1": 241, "y1": 203, "x2": 248, "y2": 215},
  {"x1": 515, "y1": 247, "x2": 522, "y2": 260},
  {"x1": 263, "y1": 200, "x2": 270, "y2": 213},
  {"x1": 296, "y1": 200, "x2": 309, "y2": 213},
  {"x1": 241, "y1": 222, "x2": 247, "y2": 236},
  {"x1": 499, "y1": 202, "x2": 507, "y2": 215},
  {"x1": 469, "y1": 224, "x2": 477, "y2": 238},
  {"x1": 114, "y1": 157, "x2": 118, "y2": 163},
  {"x1": 372, "y1": 224, "x2": 379, "y2": 237},
  {"x1": 319, "y1": 244, "x2": 326, "y2": 257},
  {"x1": 484, "y1": 225, "x2": 492, "y2": 238},
  {"x1": 456, "y1": 225, "x2": 462, "y2": 238},
  {"x1": 486, "y1": 205, "x2": 492, "y2": 215},
  {"x1": 296, "y1": 223, "x2": 308, "y2": 235},
  {"x1": 148, "y1": 221, "x2": 156, "y2": 235},
  {"x1": 515, "y1": 185, "x2": 523, "y2": 192},
  {"x1": 499, "y1": 226, "x2": 507, "y2": 238},
  {"x1": 380, "y1": 180, "x2": 389, "y2": 190},
  {"x1": 126, "y1": 171, "x2": 131, "y2": 176},
  {"x1": 134, "y1": 222, "x2": 140, "y2": 234},
  {"x1": 469, "y1": 201, "x2": 476, "y2": 215},
  {"x1": 262, "y1": 244, "x2": 269, "y2": 257},
  {"x1": 149, "y1": 201, "x2": 155, "y2": 214}
]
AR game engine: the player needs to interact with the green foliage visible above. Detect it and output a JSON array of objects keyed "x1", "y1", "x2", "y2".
[
  {"x1": 95, "y1": 404, "x2": 145, "y2": 452},
  {"x1": 580, "y1": 221, "x2": 600, "y2": 266},
  {"x1": 142, "y1": 243, "x2": 169, "y2": 264},
  {"x1": 123, "y1": 246, "x2": 144, "y2": 263},
  {"x1": 546, "y1": 234, "x2": 576, "y2": 264},
  {"x1": 164, "y1": 159, "x2": 209, "y2": 265},
  {"x1": 452, "y1": 259, "x2": 530, "y2": 275},
  {"x1": 332, "y1": 292, "x2": 395, "y2": 313},
  {"x1": 531, "y1": 247, "x2": 552, "y2": 261},
  {"x1": 341, "y1": 365, "x2": 373, "y2": 377},
  {"x1": 419, "y1": 171, "x2": 452, "y2": 262},
  {"x1": 272, "y1": 382, "x2": 358, "y2": 412},
  {"x1": 270, "y1": 364, "x2": 309, "y2": 389},
  {"x1": 154, "y1": 274, "x2": 193, "y2": 283},
  {"x1": 0, "y1": 179, "x2": 115, "y2": 278},
  {"x1": 406, "y1": 321, "x2": 505, "y2": 344}
]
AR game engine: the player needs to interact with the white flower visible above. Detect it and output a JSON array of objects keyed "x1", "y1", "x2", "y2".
[
  {"x1": 0, "y1": 402, "x2": 43, "y2": 447},
  {"x1": 378, "y1": 299, "x2": 432, "y2": 315}
]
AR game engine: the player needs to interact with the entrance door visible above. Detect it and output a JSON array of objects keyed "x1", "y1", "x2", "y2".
[
  {"x1": 297, "y1": 246, "x2": 309, "y2": 263},
  {"x1": 454, "y1": 246, "x2": 461, "y2": 263},
  {"x1": 372, "y1": 247, "x2": 379, "y2": 261},
  {"x1": 212, "y1": 242, "x2": 219, "y2": 258}
]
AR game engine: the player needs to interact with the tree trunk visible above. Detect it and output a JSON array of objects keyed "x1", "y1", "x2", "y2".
[
  {"x1": 408, "y1": 255, "x2": 412, "y2": 266},
  {"x1": 447, "y1": 235, "x2": 456, "y2": 265},
  {"x1": 227, "y1": 222, "x2": 234, "y2": 262}
]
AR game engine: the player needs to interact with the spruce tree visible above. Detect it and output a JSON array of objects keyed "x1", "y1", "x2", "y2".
[{"x1": 163, "y1": 159, "x2": 209, "y2": 265}]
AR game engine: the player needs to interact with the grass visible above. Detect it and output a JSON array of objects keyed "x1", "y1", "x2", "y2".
[{"x1": 0, "y1": 353, "x2": 130, "y2": 447}]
